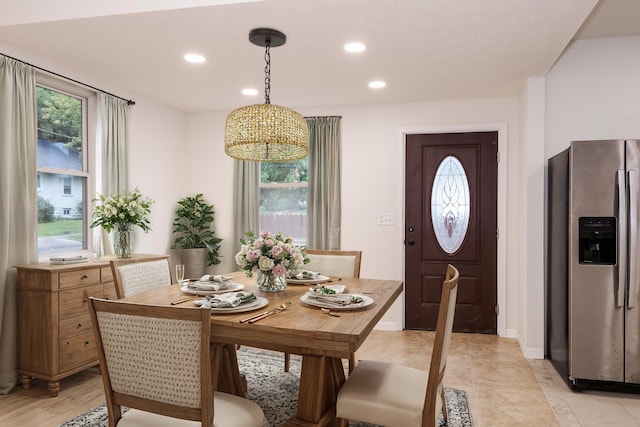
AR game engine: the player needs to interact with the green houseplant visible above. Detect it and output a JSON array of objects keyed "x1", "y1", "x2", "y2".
[{"x1": 171, "y1": 194, "x2": 223, "y2": 271}]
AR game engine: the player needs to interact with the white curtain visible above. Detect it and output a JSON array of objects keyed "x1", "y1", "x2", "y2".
[
  {"x1": 97, "y1": 94, "x2": 128, "y2": 254},
  {"x1": 307, "y1": 116, "x2": 342, "y2": 249},
  {"x1": 233, "y1": 160, "x2": 260, "y2": 254},
  {"x1": 0, "y1": 56, "x2": 38, "y2": 394}
]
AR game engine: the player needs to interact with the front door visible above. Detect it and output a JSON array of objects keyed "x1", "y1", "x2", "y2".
[{"x1": 405, "y1": 132, "x2": 498, "y2": 333}]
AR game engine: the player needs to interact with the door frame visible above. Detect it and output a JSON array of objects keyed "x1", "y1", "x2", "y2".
[{"x1": 396, "y1": 123, "x2": 509, "y2": 337}]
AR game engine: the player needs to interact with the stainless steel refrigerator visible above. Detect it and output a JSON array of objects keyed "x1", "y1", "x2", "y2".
[{"x1": 548, "y1": 139, "x2": 640, "y2": 389}]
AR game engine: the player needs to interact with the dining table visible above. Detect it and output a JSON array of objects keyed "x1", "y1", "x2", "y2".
[{"x1": 119, "y1": 271, "x2": 403, "y2": 427}]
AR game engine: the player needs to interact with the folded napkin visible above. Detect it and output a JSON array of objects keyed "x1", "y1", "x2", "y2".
[
  {"x1": 188, "y1": 281, "x2": 230, "y2": 291},
  {"x1": 307, "y1": 293, "x2": 364, "y2": 306},
  {"x1": 200, "y1": 274, "x2": 233, "y2": 283},
  {"x1": 295, "y1": 270, "x2": 320, "y2": 280},
  {"x1": 203, "y1": 291, "x2": 256, "y2": 308}
]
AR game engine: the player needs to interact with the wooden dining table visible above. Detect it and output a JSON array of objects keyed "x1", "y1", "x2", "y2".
[{"x1": 120, "y1": 271, "x2": 403, "y2": 427}]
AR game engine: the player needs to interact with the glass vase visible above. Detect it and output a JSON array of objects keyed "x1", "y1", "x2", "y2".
[
  {"x1": 256, "y1": 270, "x2": 287, "y2": 292},
  {"x1": 113, "y1": 223, "x2": 135, "y2": 258}
]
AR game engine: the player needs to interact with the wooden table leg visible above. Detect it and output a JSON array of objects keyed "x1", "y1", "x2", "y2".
[
  {"x1": 285, "y1": 355, "x2": 346, "y2": 427},
  {"x1": 212, "y1": 343, "x2": 246, "y2": 397}
]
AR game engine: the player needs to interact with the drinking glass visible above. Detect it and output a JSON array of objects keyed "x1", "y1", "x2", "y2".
[{"x1": 175, "y1": 264, "x2": 185, "y2": 285}]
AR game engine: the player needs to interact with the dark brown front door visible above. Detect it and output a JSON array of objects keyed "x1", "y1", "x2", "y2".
[{"x1": 405, "y1": 132, "x2": 498, "y2": 333}]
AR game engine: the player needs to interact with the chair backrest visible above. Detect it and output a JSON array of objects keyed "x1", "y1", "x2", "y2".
[
  {"x1": 305, "y1": 249, "x2": 362, "y2": 278},
  {"x1": 88, "y1": 298, "x2": 214, "y2": 426},
  {"x1": 423, "y1": 264, "x2": 459, "y2": 426},
  {"x1": 110, "y1": 255, "x2": 172, "y2": 298}
]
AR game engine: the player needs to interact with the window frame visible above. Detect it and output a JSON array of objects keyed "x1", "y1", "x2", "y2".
[{"x1": 35, "y1": 73, "x2": 97, "y2": 261}]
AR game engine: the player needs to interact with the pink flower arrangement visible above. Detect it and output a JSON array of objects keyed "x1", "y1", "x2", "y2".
[{"x1": 235, "y1": 230, "x2": 309, "y2": 278}]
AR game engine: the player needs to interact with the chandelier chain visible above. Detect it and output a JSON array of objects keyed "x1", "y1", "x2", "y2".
[{"x1": 264, "y1": 40, "x2": 271, "y2": 105}]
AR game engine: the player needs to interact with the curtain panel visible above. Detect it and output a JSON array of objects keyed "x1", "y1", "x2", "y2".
[
  {"x1": 232, "y1": 160, "x2": 260, "y2": 255},
  {"x1": 307, "y1": 116, "x2": 342, "y2": 250},
  {"x1": 0, "y1": 56, "x2": 38, "y2": 394},
  {"x1": 97, "y1": 93, "x2": 128, "y2": 255}
]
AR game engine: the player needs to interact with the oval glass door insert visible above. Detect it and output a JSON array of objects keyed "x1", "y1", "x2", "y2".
[{"x1": 431, "y1": 155, "x2": 470, "y2": 254}]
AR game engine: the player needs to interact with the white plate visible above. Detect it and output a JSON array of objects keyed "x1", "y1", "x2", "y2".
[
  {"x1": 287, "y1": 275, "x2": 331, "y2": 285},
  {"x1": 300, "y1": 294, "x2": 373, "y2": 311},
  {"x1": 193, "y1": 296, "x2": 269, "y2": 313},
  {"x1": 181, "y1": 282, "x2": 245, "y2": 295}
]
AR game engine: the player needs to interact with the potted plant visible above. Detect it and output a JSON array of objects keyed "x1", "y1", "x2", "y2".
[{"x1": 171, "y1": 194, "x2": 222, "y2": 278}]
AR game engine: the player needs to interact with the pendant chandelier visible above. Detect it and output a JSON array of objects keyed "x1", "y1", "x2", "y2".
[{"x1": 224, "y1": 28, "x2": 309, "y2": 162}]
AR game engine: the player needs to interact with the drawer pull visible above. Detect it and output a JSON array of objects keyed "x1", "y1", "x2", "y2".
[
  {"x1": 81, "y1": 274, "x2": 88, "y2": 280},
  {"x1": 83, "y1": 297, "x2": 88, "y2": 303},
  {"x1": 84, "y1": 341, "x2": 90, "y2": 346},
  {"x1": 77, "y1": 323, "x2": 82, "y2": 328}
]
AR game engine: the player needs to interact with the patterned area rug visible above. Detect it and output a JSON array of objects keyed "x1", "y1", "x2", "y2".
[{"x1": 58, "y1": 348, "x2": 473, "y2": 427}]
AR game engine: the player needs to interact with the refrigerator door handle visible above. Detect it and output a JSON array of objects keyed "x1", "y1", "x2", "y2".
[
  {"x1": 619, "y1": 169, "x2": 627, "y2": 309},
  {"x1": 629, "y1": 169, "x2": 638, "y2": 309}
]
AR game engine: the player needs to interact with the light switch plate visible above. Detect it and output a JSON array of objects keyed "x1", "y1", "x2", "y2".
[{"x1": 378, "y1": 213, "x2": 393, "y2": 226}]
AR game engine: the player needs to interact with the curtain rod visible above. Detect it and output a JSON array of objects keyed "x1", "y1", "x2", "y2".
[{"x1": 1, "y1": 52, "x2": 135, "y2": 106}]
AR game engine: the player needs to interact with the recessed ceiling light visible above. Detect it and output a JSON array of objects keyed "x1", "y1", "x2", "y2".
[
  {"x1": 242, "y1": 88, "x2": 259, "y2": 96},
  {"x1": 369, "y1": 81, "x2": 386, "y2": 89},
  {"x1": 184, "y1": 53, "x2": 206, "y2": 63},
  {"x1": 344, "y1": 42, "x2": 366, "y2": 53}
]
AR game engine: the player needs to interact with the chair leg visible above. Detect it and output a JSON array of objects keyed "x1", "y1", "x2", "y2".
[
  {"x1": 441, "y1": 388, "x2": 448, "y2": 422},
  {"x1": 284, "y1": 352, "x2": 291, "y2": 372},
  {"x1": 348, "y1": 354, "x2": 355, "y2": 374}
]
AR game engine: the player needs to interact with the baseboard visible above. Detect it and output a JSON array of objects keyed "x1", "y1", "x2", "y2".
[
  {"x1": 516, "y1": 331, "x2": 544, "y2": 359},
  {"x1": 374, "y1": 321, "x2": 402, "y2": 331},
  {"x1": 504, "y1": 328, "x2": 518, "y2": 339}
]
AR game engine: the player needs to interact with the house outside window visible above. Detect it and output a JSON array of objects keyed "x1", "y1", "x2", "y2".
[
  {"x1": 36, "y1": 80, "x2": 94, "y2": 255},
  {"x1": 259, "y1": 159, "x2": 308, "y2": 245}
]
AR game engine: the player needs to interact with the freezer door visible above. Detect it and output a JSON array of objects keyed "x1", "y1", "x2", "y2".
[
  {"x1": 626, "y1": 140, "x2": 640, "y2": 384},
  {"x1": 569, "y1": 139, "x2": 625, "y2": 382}
]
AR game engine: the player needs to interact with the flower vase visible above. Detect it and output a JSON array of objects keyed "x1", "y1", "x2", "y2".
[
  {"x1": 113, "y1": 223, "x2": 135, "y2": 258},
  {"x1": 256, "y1": 270, "x2": 287, "y2": 292}
]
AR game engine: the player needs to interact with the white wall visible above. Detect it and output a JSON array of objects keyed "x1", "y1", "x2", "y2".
[
  {"x1": 188, "y1": 97, "x2": 521, "y2": 330},
  {"x1": 546, "y1": 36, "x2": 640, "y2": 156}
]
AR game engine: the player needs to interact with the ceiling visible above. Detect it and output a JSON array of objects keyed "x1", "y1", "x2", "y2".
[{"x1": 1, "y1": 0, "x2": 638, "y2": 113}]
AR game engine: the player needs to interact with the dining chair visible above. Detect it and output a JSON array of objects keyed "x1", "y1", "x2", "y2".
[
  {"x1": 335, "y1": 264, "x2": 460, "y2": 427},
  {"x1": 304, "y1": 249, "x2": 362, "y2": 279},
  {"x1": 284, "y1": 249, "x2": 362, "y2": 373},
  {"x1": 88, "y1": 297, "x2": 268, "y2": 427},
  {"x1": 110, "y1": 255, "x2": 172, "y2": 299}
]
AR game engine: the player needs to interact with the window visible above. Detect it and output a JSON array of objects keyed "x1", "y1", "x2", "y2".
[
  {"x1": 62, "y1": 175, "x2": 72, "y2": 195},
  {"x1": 259, "y1": 159, "x2": 308, "y2": 245},
  {"x1": 36, "y1": 80, "x2": 94, "y2": 255}
]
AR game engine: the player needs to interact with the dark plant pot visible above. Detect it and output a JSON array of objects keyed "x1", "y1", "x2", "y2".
[{"x1": 175, "y1": 248, "x2": 208, "y2": 280}]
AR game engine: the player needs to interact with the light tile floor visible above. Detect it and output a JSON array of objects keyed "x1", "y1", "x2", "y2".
[{"x1": 357, "y1": 330, "x2": 640, "y2": 426}]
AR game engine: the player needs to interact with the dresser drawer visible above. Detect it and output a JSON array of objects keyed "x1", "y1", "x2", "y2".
[
  {"x1": 59, "y1": 284, "x2": 103, "y2": 319},
  {"x1": 103, "y1": 282, "x2": 118, "y2": 300},
  {"x1": 101, "y1": 266, "x2": 113, "y2": 283},
  {"x1": 59, "y1": 313, "x2": 92, "y2": 339},
  {"x1": 59, "y1": 268, "x2": 101, "y2": 289},
  {"x1": 59, "y1": 332, "x2": 97, "y2": 372}
]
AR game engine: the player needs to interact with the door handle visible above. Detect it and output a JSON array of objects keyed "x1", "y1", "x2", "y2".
[
  {"x1": 618, "y1": 169, "x2": 627, "y2": 309},
  {"x1": 406, "y1": 239, "x2": 415, "y2": 246}
]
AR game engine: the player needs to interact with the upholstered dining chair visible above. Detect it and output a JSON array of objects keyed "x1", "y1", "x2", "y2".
[
  {"x1": 110, "y1": 255, "x2": 172, "y2": 299},
  {"x1": 284, "y1": 249, "x2": 363, "y2": 373},
  {"x1": 335, "y1": 264, "x2": 460, "y2": 427},
  {"x1": 88, "y1": 297, "x2": 268, "y2": 427}
]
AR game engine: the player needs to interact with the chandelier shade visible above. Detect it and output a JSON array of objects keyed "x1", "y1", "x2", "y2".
[
  {"x1": 224, "y1": 28, "x2": 309, "y2": 162},
  {"x1": 224, "y1": 103, "x2": 309, "y2": 162}
]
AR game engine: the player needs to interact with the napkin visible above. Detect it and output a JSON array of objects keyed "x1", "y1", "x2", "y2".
[
  {"x1": 199, "y1": 274, "x2": 233, "y2": 283},
  {"x1": 203, "y1": 291, "x2": 256, "y2": 308},
  {"x1": 295, "y1": 270, "x2": 320, "y2": 280}
]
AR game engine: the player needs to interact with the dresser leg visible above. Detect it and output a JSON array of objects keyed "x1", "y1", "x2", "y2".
[
  {"x1": 20, "y1": 375, "x2": 32, "y2": 390},
  {"x1": 48, "y1": 381, "x2": 60, "y2": 397}
]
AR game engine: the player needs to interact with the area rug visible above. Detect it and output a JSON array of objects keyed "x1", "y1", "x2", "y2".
[{"x1": 58, "y1": 348, "x2": 473, "y2": 426}]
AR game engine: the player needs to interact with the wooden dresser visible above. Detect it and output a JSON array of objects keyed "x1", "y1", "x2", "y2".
[{"x1": 16, "y1": 257, "x2": 119, "y2": 397}]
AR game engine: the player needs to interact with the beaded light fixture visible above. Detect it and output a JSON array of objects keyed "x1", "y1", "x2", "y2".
[{"x1": 224, "y1": 28, "x2": 309, "y2": 162}]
